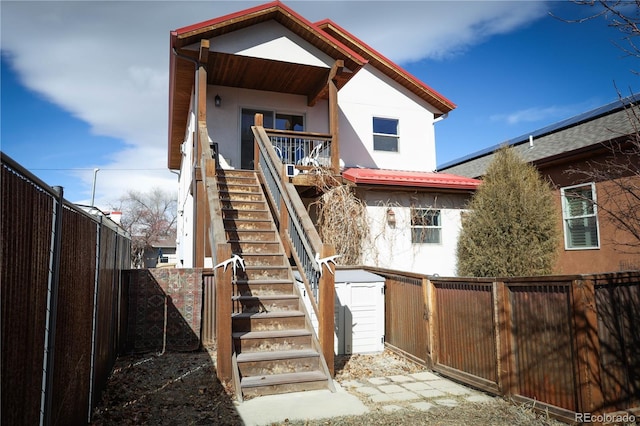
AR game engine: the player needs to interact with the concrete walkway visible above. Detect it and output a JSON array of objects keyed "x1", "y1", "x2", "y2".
[
  {"x1": 236, "y1": 371, "x2": 495, "y2": 425},
  {"x1": 341, "y1": 370, "x2": 494, "y2": 413}
]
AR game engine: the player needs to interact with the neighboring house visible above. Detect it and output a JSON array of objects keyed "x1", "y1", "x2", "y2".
[
  {"x1": 143, "y1": 238, "x2": 178, "y2": 268},
  {"x1": 440, "y1": 95, "x2": 640, "y2": 275},
  {"x1": 168, "y1": 1, "x2": 479, "y2": 275}
]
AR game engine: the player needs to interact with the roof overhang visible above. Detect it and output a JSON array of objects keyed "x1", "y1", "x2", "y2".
[
  {"x1": 316, "y1": 20, "x2": 456, "y2": 116},
  {"x1": 342, "y1": 168, "x2": 481, "y2": 191},
  {"x1": 168, "y1": 2, "x2": 367, "y2": 169}
]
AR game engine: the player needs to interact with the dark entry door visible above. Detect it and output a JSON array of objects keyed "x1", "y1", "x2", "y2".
[{"x1": 240, "y1": 109, "x2": 273, "y2": 170}]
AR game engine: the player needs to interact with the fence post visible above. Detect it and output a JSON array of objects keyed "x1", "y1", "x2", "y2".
[
  {"x1": 571, "y1": 277, "x2": 604, "y2": 416},
  {"x1": 494, "y1": 280, "x2": 514, "y2": 396},
  {"x1": 42, "y1": 186, "x2": 64, "y2": 426},
  {"x1": 215, "y1": 243, "x2": 233, "y2": 385},
  {"x1": 428, "y1": 278, "x2": 439, "y2": 367},
  {"x1": 422, "y1": 277, "x2": 433, "y2": 368},
  {"x1": 318, "y1": 243, "x2": 335, "y2": 376}
]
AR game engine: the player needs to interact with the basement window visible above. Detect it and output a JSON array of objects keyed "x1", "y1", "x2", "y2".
[
  {"x1": 411, "y1": 208, "x2": 441, "y2": 244},
  {"x1": 373, "y1": 117, "x2": 399, "y2": 152},
  {"x1": 561, "y1": 183, "x2": 600, "y2": 249}
]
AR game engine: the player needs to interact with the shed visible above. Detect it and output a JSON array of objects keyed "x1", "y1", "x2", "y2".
[{"x1": 296, "y1": 269, "x2": 385, "y2": 355}]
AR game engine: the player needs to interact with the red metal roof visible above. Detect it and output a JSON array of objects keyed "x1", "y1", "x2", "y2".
[{"x1": 342, "y1": 168, "x2": 481, "y2": 190}]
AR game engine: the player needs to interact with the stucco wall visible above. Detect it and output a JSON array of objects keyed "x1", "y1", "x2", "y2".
[{"x1": 358, "y1": 190, "x2": 470, "y2": 276}]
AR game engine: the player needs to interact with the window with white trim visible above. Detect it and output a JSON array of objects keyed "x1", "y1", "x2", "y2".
[
  {"x1": 373, "y1": 117, "x2": 399, "y2": 152},
  {"x1": 411, "y1": 208, "x2": 441, "y2": 244},
  {"x1": 561, "y1": 183, "x2": 600, "y2": 249}
]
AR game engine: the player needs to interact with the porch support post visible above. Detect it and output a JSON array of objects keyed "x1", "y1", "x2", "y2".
[
  {"x1": 318, "y1": 243, "x2": 336, "y2": 376},
  {"x1": 194, "y1": 39, "x2": 210, "y2": 267},
  {"x1": 253, "y1": 113, "x2": 263, "y2": 171},
  {"x1": 328, "y1": 60, "x2": 343, "y2": 174},
  {"x1": 197, "y1": 39, "x2": 209, "y2": 125}
]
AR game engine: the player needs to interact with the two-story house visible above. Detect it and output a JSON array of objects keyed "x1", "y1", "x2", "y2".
[
  {"x1": 166, "y1": 1, "x2": 480, "y2": 399},
  {"x1": 168, "y1": 1, "x2": 480, "y2": 276}
]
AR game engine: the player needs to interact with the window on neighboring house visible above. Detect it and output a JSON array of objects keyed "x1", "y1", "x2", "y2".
[
  {"x1": 411, "y1": 208, "x2": 441, "y2": 244},
  {"x1": 561, "y1": 183, "x2": 600, "y2": 249},
  {"x1": 373, "y1": 117, "x2": 399, "y2": 152}
]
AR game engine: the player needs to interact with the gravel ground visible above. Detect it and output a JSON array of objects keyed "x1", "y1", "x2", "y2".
[{"x1": 91, "y1": 346, "x2": 564, "y2": 425}]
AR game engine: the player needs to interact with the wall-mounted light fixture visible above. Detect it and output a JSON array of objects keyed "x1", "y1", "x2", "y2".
[
  {"x1": 386, "y1": 208, "x2": 396, "y2": 228},
  {"x1": 214, "y1": 94, "x2": 222, "y2": 107}
]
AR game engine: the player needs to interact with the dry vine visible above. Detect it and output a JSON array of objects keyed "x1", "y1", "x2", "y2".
[{"x1": 308, "y1": 168, "x2": 368, "y2": 265}]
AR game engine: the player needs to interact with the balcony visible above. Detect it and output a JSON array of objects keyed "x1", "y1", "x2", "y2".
[{"x1": 264, "y1": 129, "x2": 337, "y2": 178}]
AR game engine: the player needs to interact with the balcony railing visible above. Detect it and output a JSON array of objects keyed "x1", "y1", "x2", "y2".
[{"x1": 265, "y1": 129, "x2": 333, "y2": 171}]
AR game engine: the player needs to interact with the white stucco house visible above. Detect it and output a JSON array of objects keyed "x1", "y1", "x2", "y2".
[{"x1": 168, "y1": 1, "x2": 480, "y2": 276}]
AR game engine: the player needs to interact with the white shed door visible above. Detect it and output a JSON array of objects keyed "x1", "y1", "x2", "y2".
[{"x1": 336, "y1": 282, "x2": 385, "y2": 355}]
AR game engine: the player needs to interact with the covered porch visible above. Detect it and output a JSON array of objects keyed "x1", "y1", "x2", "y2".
[{"x1": 168, "y1": 3, "x2": 368, "y2": 179}]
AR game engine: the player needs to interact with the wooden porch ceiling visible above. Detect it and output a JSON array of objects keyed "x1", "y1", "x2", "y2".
[
  {"x1": 169, "y1": 50, "x2": 355, "y2": 169},
  {"x1": 168, "y1": 2, "x2": 367, "y2": 169}
]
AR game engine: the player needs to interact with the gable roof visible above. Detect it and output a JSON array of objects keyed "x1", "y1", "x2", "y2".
[
  {"x1": 316, "y1": 19, "x2": 455, "y2": 116},
  {"x1": 439, "y1": 95, "x2": 640, "y2": 178},
  {"x1": 168, "y1": 1, "x2": 456, "y2": 169},
  {"x1": 343, "y1": 168, "x2": 481, "y2": 190},
  {"x1": 168, "y1": 1, "x2": 368, "y2": 169}
]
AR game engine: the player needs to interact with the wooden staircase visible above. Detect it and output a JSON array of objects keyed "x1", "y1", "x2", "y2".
[{"x1": 216, "y1": 169, "x2": 333, "y2": 400}]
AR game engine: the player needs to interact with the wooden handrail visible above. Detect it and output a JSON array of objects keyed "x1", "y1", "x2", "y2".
[
  {"x1": 252, "y1": 121, "x2": 335, "y2": 374},
  {"x1": 265, "y1": 128, "x2": 332, "y2": 140},
  {"x1": 197, "y1": 123, "x2": 234, "y2": 385}
]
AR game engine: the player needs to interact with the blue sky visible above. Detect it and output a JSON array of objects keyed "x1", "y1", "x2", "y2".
[{"x1": 1, "y1": 1, "x2": 637, "y2": 208}]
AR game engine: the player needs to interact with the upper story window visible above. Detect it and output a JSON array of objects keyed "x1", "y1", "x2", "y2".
[
  {"x1": 411, "y1": 208, "x2": 441, "y2": 244},
  {"x1": 373, "y1": 117, "x2": 399, "y2": 152},
  {"x1": 561, "y1": 183, "x2": 600, "y2": 249},
  {"x1": 276, "y1": 113, "x2": 304, "y2": 131}
]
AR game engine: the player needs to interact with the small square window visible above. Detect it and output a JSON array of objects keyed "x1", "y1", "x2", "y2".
[
  {"x1": 373, "y1": 117, "x2": 398, "y2": 152},
  {"x1": 411, "y1": 208, "x2": 441, "y2": 244}
]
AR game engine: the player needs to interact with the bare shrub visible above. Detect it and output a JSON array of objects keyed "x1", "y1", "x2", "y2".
[{"x1": 308, "y1": 168, "x2": 368, "y2": 265}]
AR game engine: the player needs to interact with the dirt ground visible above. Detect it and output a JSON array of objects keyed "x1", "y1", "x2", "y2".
[{"x1": 91, "y1": 345, "x2": 564, "y2": 426}]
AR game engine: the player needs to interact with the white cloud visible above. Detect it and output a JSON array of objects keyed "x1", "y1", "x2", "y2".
[
  {"x1": 490, "y1": 105, "x2": 569, "y2": 125},
  {"x1": 1, "y1": 0, "x2": 550, "y2": 206},
  {"x1": 489, "y1": 99, "x2": 598, "y2": 126}
]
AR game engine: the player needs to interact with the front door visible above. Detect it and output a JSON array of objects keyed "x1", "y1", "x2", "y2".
[
  {"x1": 240, "y1": 109, "x2": 273, "y2": 170},
  {"x1": 240, "y1": 109, "x2": 305, "y2": 170}
]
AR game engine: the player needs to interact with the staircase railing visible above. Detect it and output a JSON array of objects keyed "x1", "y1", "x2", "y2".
[
  {"x1": 197, "y1": 123, "x2": 235, "y2": 385},
  {"x1": 252, "y1": 121, "x2": 336, "y2": 375}
]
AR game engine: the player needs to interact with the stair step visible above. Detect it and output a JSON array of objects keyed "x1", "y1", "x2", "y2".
[
  {"x1": 224, "y1": 219, "x2": 274, "y2": 231},
  {"x1": 232, "y1": 294, "x2": 299, "y2": 302},
  {"x1": 232, "y1": 310, "x2": 304, "y2": 319},
  {"x1": 229, "y1": 241, "x2": 282, "y2": 254},
  {"x1": 239, "y1": 253, "x2": 287, "y2": 267},
  {"x1": 221, "y1": 200, "x2": 267, "y2": 210},
  {"x1": 233, "y1": 329, "x2": 311, "y2": 340},
  {"x1": 217, "y1": 170, "x2": 256, "y2": 178},
  {"x1": 226, "y1": 230, "x2": 278, "y2": 242},
  {"x1": 241, "y1": 371, "x2": 328, "y2": 388},
  {"x1": 217, "y1": 184, "x2": 261, "y2": 193},
  {"x1": 232, "y1": 310, "x2": 306, "y2": 332},
  {"x1": 234, "y1": 280, "x2": 295, "y2": 296},
  {"x1": 236, "y1": 266, "x2": 290, "y2": 280},
  {"x1": 220, "y1": 192, "x2": 264, "y2": 202},
  {"x1": 223, "y1": 209, "x2": 271, "y2": 220},
  {"x1": 233, "y1": 294, "x2": 300, "y2": 314},
  {"x1": 236, "y1": 349, "x2": 318, "y2": 363},
  {"x1": 233, "y1": 330, "x2": 313, "y2": 354}
]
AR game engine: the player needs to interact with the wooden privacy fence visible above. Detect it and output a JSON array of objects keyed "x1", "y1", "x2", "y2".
[
  {"x1": 1, "y1": 153, "x2": 131, "y2": 426},
  {"x1": 368, "y1": 267, "x2": 640, "y2": 424}
]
